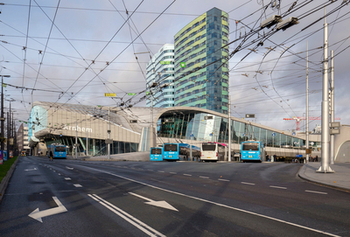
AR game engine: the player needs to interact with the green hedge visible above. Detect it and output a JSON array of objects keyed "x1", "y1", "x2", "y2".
[{"x1": 0, "y1": 156, "x2": 18, "y2": 183}]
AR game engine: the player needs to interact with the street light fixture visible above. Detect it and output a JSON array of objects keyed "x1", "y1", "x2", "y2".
[{"x1": 0, "y1": 75, "x2": 10, "y2": 151}]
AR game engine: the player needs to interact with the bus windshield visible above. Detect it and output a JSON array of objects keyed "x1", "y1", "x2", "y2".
[
  {"x1": 55, "y1": 146, "x2": 66, "y2": 152},
  {"x1": 242, "y1": 143, "x2": 259, "y2": 151},
  {"x1": 151, "y1": 148, "x2": 162, "y2": 154},
  {"x1": 202, "y1": 144, "x2": 216, "y2": 151},
  {"x1": 164, "y1": 144, "x2": 177, "y2": 152}
]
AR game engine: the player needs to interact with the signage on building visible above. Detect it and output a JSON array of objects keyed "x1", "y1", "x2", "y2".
[
  {"x1": 104, "y1": 93, "x2": 116, "y2": 97},
  {"x1": 63, "y1": 126, "x2": 93, "y2": 133},
  {"x1": 245, "y1": 114, "x2": 255, "y2": 118}
]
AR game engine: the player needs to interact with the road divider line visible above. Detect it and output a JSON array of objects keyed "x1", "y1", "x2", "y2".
[
  {"x1": 270, "y1": 185, "x2": 287, "y2": 190},
  {"x1": 73, "y1": 184, "x2": 82, "y2": 188},
  {"x1": 305, "y1": 190, "x2": 327, "y2": 195},
  {"x1": 241, "y1": 182, "x2": 255, "y2": 186},
  {"x1": 199, "y1": 176, "x2": 209, "y2": 179},
  {"x1": 81, "y1": 166, "x2": 340, "y2": 237},
  {"x1": 65, "y1": 177, "x2": 71, "y2": 180},
  {"x1": 183, "y1": 174, "x2": 192, "y2": 177},
  {"x1": 88, "y1": 194, "x2": 166, "y2": 237},
  {"x1": 218, "y1": 179, "x2": 230, "y2": 182},
  {"x1": 169, "y1": 172, "x2": 177, "y2": 174}
]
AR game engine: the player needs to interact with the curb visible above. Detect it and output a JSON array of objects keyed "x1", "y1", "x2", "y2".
[
  {"x1": 0, "y1": 157, "x2": 19, "y2": 204},
  {"x1": 298, "y1": 164, "x2": 350, "y2": 193}
]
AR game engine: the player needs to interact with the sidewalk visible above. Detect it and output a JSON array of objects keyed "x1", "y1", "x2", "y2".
[{"x1": 298, "y1": 162, "x2": 350, "y2": 192}]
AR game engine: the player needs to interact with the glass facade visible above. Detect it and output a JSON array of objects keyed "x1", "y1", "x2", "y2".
[
  {"x1": 157, "y1": 110, "x2": 306, "y2": 149},
  {"x1": 44, "y1": 135, "x2": 138, "y2": 156},
  {"x1": 174, "y1": 7, "x2": 229, "y2": 114}
]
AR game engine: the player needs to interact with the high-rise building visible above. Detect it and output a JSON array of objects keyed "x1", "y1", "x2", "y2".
[
  {"x1": 174, "y1": 7, "x2": 229, "y2": 114},
  {"x1": 146, "y1": 44, "x2": 175, "y2": 108}
]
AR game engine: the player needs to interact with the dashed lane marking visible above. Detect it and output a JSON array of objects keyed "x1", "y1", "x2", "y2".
[
  {"x1": 241, "y1": 182, "x2": 255, "y2": 186},
  {"x1": 305, "y1": 190, "x2": 327, "y2": 195},
  {"x1": 270, "y1": 185, "x2": 287, "y2": 190}
]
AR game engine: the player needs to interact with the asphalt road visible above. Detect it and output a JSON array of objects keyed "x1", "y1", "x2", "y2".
[{"x1": 0, "y1": 156, "x2": 349, "y2": 237}]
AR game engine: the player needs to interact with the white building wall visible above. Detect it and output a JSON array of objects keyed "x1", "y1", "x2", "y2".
[{"x1": 146, "y1": 43, "x2": 175, "y2": 108}]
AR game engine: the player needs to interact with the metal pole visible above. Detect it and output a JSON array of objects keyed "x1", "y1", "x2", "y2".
[
  {"x1": 330, "y1": 50, "x2": 335, "y2": 164},
  {"x1": 306, "y1": 41, "x2": 309, "y2": 163},
  {"x1": 75, "y1": 120, "x2": 78, "y2": 159},
  {"x1": 317, "y1": 11, "x2": 333, "y2": 173},
  {"x1": 0, "y1": 75, "x2": 10, "y2": 151},
  {"x1": 228, "y1": 96, "x2": 231, "y2": 162},
  {"x1": 108, "y1": 108, "x2": 110, "y2": 160}
]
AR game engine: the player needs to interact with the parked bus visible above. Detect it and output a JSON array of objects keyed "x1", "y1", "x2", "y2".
[
  {"x1": 150, "y1": 147, "x2": 163, "y2": 161},
  {"x1": 200, "y1": 142, "x2": 226, "y2": 162},
  {"x1": 47, "y1": 144, "x2": 67, "y2": 159},
  {"x1": 163, "y1": 143, "x2": 200, "y2": 161},
  {"x1": 241, "y1": 141, "x2": 265, "y2": 162}
]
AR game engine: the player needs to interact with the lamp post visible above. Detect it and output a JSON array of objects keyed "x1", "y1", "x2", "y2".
[{"x1": 0, "y1": 75, "x2": 10, "y2": 151}]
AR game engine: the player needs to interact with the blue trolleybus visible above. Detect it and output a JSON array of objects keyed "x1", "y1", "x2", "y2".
[
  {"x1": 163, "y1": 143, "x2": 200, "y2": 161},
  {"x1": 150, "y1": 147, "x2": 163, "y2": 161},
  {"x1": 47, "y1": 144, "x2": 67, "y2": 159},
  {"x1": 241, "y1": 141, "x2": 265, "y2": 162}
]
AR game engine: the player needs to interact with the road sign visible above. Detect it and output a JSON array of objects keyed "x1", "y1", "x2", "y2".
[
  {"x1": 104, "y1": 93, "x2": 116, "y2": 97},
  {"x1": 128, "y1": 93, "x2": 136, "y2": 96},
  {"x1": 160, "y1": 61, "x2": 171, "y2": 65},
  {"x1": 180, "y1": 62, "x2": 186, "y2": 68},
  {"x1": 245, "y1": 114, "x2": 255, "y2": 118},
  {"x1": 272, "y1": 132, "x2": 275, "y2": 136}
]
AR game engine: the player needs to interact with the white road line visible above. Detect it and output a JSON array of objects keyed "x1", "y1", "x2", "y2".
[
  {"x1": 88, "y1": 194, "x2": 166, "y2": 237},
  {"x1": 218, "y1": 179, "x2": 230, "y2": 182},
  {"x1": 169, "y1": 172, "x2": 177, "y2": 174},
  {"x1": 82, "y1": 166, "x2": 340, "y2": 237},
  {"x1": 65, "y1": 177, "x2": 71, "y2": 180},
  {"x1": 305, "y1": 190, "x2": 328, "y2": 195},
  {"x1": 183, "y1": 174, "x2": 192, "y2": 177},
  {"x1": 199, "y1": 176, "x2": 209, "y2": 179},
  {"x1": 241, "y1": 182, "x2": 255, "y2": 186},
  {"x1": 148, "y1": 169, "x2": 154, "y2": 172},
  {"x1": 73, "y1": 184, "x2": 82, "y2": 188},
  {"x1": 270, "y1": 185, "x2": 287, "y2": 190},
  {"x1": 158, "y1": 171, "x2": 165, "y2": 173}
]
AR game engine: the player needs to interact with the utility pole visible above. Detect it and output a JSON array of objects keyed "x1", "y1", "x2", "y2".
[
  {"x1": 75, "y1": 120, "x2": 78, "y2": 159},
  {"x1": 228, "y1": 96, "x2": 231, "y2": 162},
  {"x1": 317, "y1": 10, "x2": 334, "y2": 173},
  {"x1": 0, "y1": 75, "x2": 10, "y2": 152},
  {"x1": 306, "y1": 42, "x2": 309, "y2": 163},
  {"x1": 330, "y1": 50, "x2": 335, "y2": 164},
  {"x1": 107, "y1": 108, "x2": 111, "y2": 160}
]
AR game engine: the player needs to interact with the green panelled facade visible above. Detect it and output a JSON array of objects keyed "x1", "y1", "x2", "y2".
[{"x1": 174, "y1": 8, "x2": 229, "y2": 114}]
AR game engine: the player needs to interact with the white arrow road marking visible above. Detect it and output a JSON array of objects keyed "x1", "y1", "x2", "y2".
[
  {"x1": 129, "y1": 192, "x2": 178, "y2": 212},
  {"x1": 89, "y1": 194, "x2": 166, "y2": 237},
  {"x1": 66, "y1": 166, "x2": 74, "y2": 170},
  {"x1": 28, "y1": 196, "x2": 67, "y2": 223},
  {"x1": 24, "y1": 168, "x2": 37, "y2": 171}
]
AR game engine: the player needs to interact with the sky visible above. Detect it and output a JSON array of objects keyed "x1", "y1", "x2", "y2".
[{"x1": 1, "y1": 0, "x2": 350, "y2": 132}]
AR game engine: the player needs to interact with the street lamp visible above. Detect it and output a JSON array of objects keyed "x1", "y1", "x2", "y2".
[{"x1": 0, "y1": 75, "x2": 10, "y2": 151}]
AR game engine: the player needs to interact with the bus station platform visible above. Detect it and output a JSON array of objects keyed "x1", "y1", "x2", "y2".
[{"x1": 298, "y1": 162, "x2": 350, "y2": 192}]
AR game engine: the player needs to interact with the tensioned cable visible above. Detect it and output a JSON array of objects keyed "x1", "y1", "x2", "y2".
[
  {"x1": 56, "y1": 0, "x2": 177, "y2": 109},
  {"x1": 31, "y1": 0, "x2": 61, "y2": 102}
]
